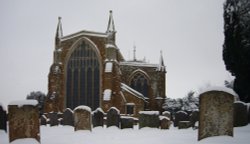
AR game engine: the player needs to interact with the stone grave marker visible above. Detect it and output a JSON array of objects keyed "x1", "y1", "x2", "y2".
[
  {"x1": 48, "y1": 112, "x2": 59, "y2": 126},
  {"x1": 92, "y1": 108, "x2": 105, "y2": 127},
  {"x1": 178, "y1": 121, "x2": 191, "y2": 129},
  {"x1": 0, "y1": 105, "x2": 7, "y2": 132},
  {"x1": 8, "y1": 100, "x2": 40, "y2": 143},
  {"x1": 62, "y1": 108, "x2": 74, "y2": 126},
  {"x1": 120, "y1": 116, "x2": 134, "y2": 129},
  {"x1": 40, "y1": 115, "x2": 47, "y2": 125},
  {"x1": 190, "y1": 110, "x2": 199, "y2": 128},
  {"x1": 139, "y1": 111, "x2": 160, "y2": 129},
  {"x1": 74, "y1": 106, "x2": 92, "y2": 131},
  {"x1": 234, "y1": 101, "x2": 248, "y2": 127},
  {"x1": 106, "y1": 107, "x2": 120, "y2": 128},
  {"x1": 198, "y1": 89, "x2": 234, "y2": 141},
  {"x1": 160, "y1": 116, "x2": 171, "y2": 129},
  {"x1": 174, "y1": 111, "x2": 189, "y2": 127},
  {"x1": 162, "y1": 111, "x2": 171, "y2": 119}
]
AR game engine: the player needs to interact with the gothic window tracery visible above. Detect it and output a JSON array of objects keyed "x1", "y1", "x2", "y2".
[
  {"x1": 66, "y1": 41, "x2": 100, "y2": 110},
  {"x1": 130, "y1": 72, "x2": 149, "y2": 98}
]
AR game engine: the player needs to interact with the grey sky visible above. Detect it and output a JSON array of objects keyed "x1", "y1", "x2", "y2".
[{"x1": 0, "y1": 0, "x2": 233, "y2": 108}]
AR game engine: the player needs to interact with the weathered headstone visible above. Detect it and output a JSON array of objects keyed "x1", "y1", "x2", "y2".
[
  {"x1": 106, "y1": 107, "x2": 120, "y2": 128},
  {"x1": 174, "y1": 111, "x2": 189, "y2": 127},
  {"x1": 189, "y1": 110, "x2": 199, "y2": 128},
  {"x1": 178, "y1": 121, "x2": 191, "y2": 129},
  {"x1": 162, "y1": 111, "x2": 171, "y2": 119},
  {"x1": 8, "y1": 100, "x2": 40, "y2": 143},
  {"x1": 92, "y1": 108, "x2": 104, "y2": 127},
  {"x1": 139, "y1": 111, "x2": 160, "y2": 129},
  {"x1": 120, "y1": 116, "x2": 134, "y2": 129},
  {"x1": 234, "y1": 101, "x2": 248, "y2": 127},
  {"x1": 48, "y1": 112, "x2": 59, "y2": 126},
  {"x1": 62, "y1": 108, "x2": 74, "y2": 126},
  {"x1": 40, "y1": 115, "x2": 47, "y2": 125},
  {"x1": 160, "y1": 116, "x2": 171, "y2": 129},
  {"x1": 0, "y1": 105, "x2": 7, "y2": 132},
  {"x1": 198, "y1": 89, "x2": 234, "y2": 141},
  {"x1": 74, "y1": 106, "x2": 92, "y2": 131}
]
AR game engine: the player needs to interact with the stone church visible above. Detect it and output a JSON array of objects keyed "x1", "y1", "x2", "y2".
[{"x1": 44, "y1": 11, "x2": 166, "y2": 116}]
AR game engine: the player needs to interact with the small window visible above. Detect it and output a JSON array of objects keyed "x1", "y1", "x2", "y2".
[{"x1": 126, "y1": 104, "x2": 134, "y2": 115}]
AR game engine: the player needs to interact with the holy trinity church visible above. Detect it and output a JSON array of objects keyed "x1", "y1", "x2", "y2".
[{"x1": 44, "y1": 11, "x2": 166, "y2": 116}]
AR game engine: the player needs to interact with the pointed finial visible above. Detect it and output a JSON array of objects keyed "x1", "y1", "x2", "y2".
[
  {"x1": 133, "y1": 42, "x2": 136, "y2": 61},
  {"x1": 56, "y1": 16, "x2": 63, "y2": 39},
  {"x1": 158, "y1": 50, "x2": 165, "y2": 71},
  {"x1": 106, "y1": 10, "x2": 116, "y2": 33}
]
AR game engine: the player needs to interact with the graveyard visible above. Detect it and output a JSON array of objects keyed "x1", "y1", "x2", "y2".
[{"x1": 0, "y1": 88, "x2": 250, "y2": 144}]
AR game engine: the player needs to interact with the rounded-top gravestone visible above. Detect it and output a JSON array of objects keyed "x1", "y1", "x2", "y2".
[
  {"x1": 92, "y1": 108, "x2": 105, "y2": 127},
  {"x1": 106, "y1": 107, "x2": 120, "y2": 128},
  {"x1": 74, "y1": 106, "x2": 92, "y2": 131}
]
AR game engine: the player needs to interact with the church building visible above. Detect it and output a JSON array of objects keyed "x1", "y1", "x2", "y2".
[{"x1": 44, "y1": 11, "x2": 166, "y2": 116}]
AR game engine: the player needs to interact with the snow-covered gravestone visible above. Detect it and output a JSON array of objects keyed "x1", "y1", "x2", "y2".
[
  {"x1": 74, "y1": 106, "x2": 92, "y2": 131},
  {"x1": 120, "y1": 116, "x2": 134, "y2": 129},
  {"x1": 174, "y1": 111, "x2": 189, "y2": 127},
  {"x1": 92, "y1": 108, "x2": 104, "y2": 127},
  {"x1": 8, "y1": 100, "x2": 40, "y2": 143},
  {"x1": 198, "y1": 87, "x2": 235, "y2": 141},
  {"x1": 160, "y1": 116, "x2": 171, "y2": 129},
  {"x1": 162, "y1": 111, "x2": 171, "y2": 120},
  {"x1": 107, "y1": 107, "x2": 120, "y2": 128},
  {"x1": 63, "y1": 108, "x2": 74, "y2": 126},
  {"x1": 0, "y1": 104, "x2": 7, "y2": 132},
  {"x1": 139, "y1": 111, "x2": 160, "y2": 129},
  {"x1": 48, "y1": 112, "x2": 59, "y2": 126},
  {"x1": 234, "y1": 101, "x2": 248, "y2": 127}
]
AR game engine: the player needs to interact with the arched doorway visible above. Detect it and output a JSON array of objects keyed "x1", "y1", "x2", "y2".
[{"x1": 65, "y1": 38, "x2": 101, "y2": 110}]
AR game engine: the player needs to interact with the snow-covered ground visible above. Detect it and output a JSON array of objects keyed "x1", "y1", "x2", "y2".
[{"x1": 1, "y1": 124, "x2": 250, "y2": 144}]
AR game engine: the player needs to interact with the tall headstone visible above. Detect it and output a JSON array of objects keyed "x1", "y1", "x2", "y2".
[
  {"x1": 120, "y1": 116, "x2": 134, "y2": 129},
  {"x1": 106, "y1": 107, "x2": 120, "y2": 128},
  {"x1": 8, "y1": 100, "x2": 40, "y2": 143},
  {"x1": 174, "y1": 111, "x2": 189, "y2": 127},
  {"x1": 74, "y1": 106, "x2": 92, "y2": 131},
  {"x1": 234, "y1": 101, "x2": 248, "y2": 127},
  {"x1": 48, "y1": 112, "x2": 59, "y2": 126},
  {"x1": 92, "y1": 108, "x2": 104, "y2": 127},
  {"x1": 63, "y1": 108, "x2": 74, "y2": 126},
  {"x1": 198, "y1": 89, "x2": 234, "y2": 141},
  {"x1": 0, "y1": 105, "x2": 7, "y2": 132},
  {"x1": 139, "y1": 111, "x2": 160, "y2": 129}
]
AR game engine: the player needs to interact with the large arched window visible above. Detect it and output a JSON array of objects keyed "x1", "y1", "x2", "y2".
[
  {"x1": 66, "y1": 40, "x2": 100, "y2": 110},
  {"x1": 130, "y1": 72, "x2": 149, "y2": 98}
]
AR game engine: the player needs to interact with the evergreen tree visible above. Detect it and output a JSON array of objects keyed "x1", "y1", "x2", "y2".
[
  {"x1": 223, "y1": 0, "x2": 250, "y2": 102},
  {"x1": 26, "y1": 91, "x2": 46, "y2": 115}
]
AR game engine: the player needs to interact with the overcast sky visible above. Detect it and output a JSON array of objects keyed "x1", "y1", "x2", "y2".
[{"x1": 0, "y1": 0, "x2": 233, "y2": 109}]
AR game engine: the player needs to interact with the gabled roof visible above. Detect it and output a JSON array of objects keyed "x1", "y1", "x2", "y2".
[{"x1": 61, "y1": 30, "x2": 107, "y2": 41}]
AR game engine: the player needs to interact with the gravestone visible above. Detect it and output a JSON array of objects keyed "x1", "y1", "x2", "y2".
[
  {"x1": 106, "y1": 107, "x2": 120, "y2": 128},
  {"x1": 8, "y1": 100, "x2": 40, "y2": 143},
  {"x1": 40, "y1": 115, "x2": 47, "y2": 125},
  {"x1": 178, "y1": 121, "x2": 191, "y2": 129},
  {"x1": 139, "y1": 111, "x2": 160, "y2": 129},
  {"x1": 198, "y1": 89, "x2": 234, "y2": 141},
  {"x1": 234, "y1": 101, "x2": 248, "y2": 127},
  {"x1": 162, "y1": 111, "x2": 171, "y2": 119},
  {"x1": 92, "y1": 108, "x2": 104, "y2": 127},
  {"x1": 174, "y1": 111, "x2": 189, "y2": 127},
  {"x1": 48, "y1": 112, "x2": 59, "y2": 126},
  {"x1": 0, "y1": 105, "x2": 7, "y2": 132},
  {"x1": 120, "y1": 116, "x2": 134, "y2": 129},
  {"x1": 74, "y1": 106, "x2": 92, "y2": 131},
  {"x1": 160, "y1": 116, "x2": 171, "y2": 129},
  {"x1": 189, "y1": 110, "x2": 199, "y2": 128},
  {"x1": 62, "y1": 108, "x2": 74, "y2": 126}
]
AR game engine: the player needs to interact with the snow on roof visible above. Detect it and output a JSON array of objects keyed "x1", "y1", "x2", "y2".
[
  {"x1": 103, "y1": 89, "x2": 112, "y2": 101},
  {"x1": 105, "y1": 44, "x2": 116, "y2": 48},
  {"x1": 74, "y1": 105, "x2": 92, "y2": 112},
  {"x1": 10, "y1": 138, "x2": 40, "y2": 144},
  {"x1": 139, "y1": 111, "x2": 159, "y2": 115},
  {"x1": 121, "y1": 83, "x2": 145, "y2": 101},
  {"x1": 199, "y1": 86, "x2": 238, "y2": 97},
  {"x1": 120, "y1": 61, "x2": 158, "y2": 68},
  {"x1": 9, "y1": 100, "x2": 38, "y2": 108},
  {"x1": 105, "y1": 62, "x2": 113, "y2": 73},
  {"x1": 61, "y1": 30, "x2": 107, "y2": 41}
]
